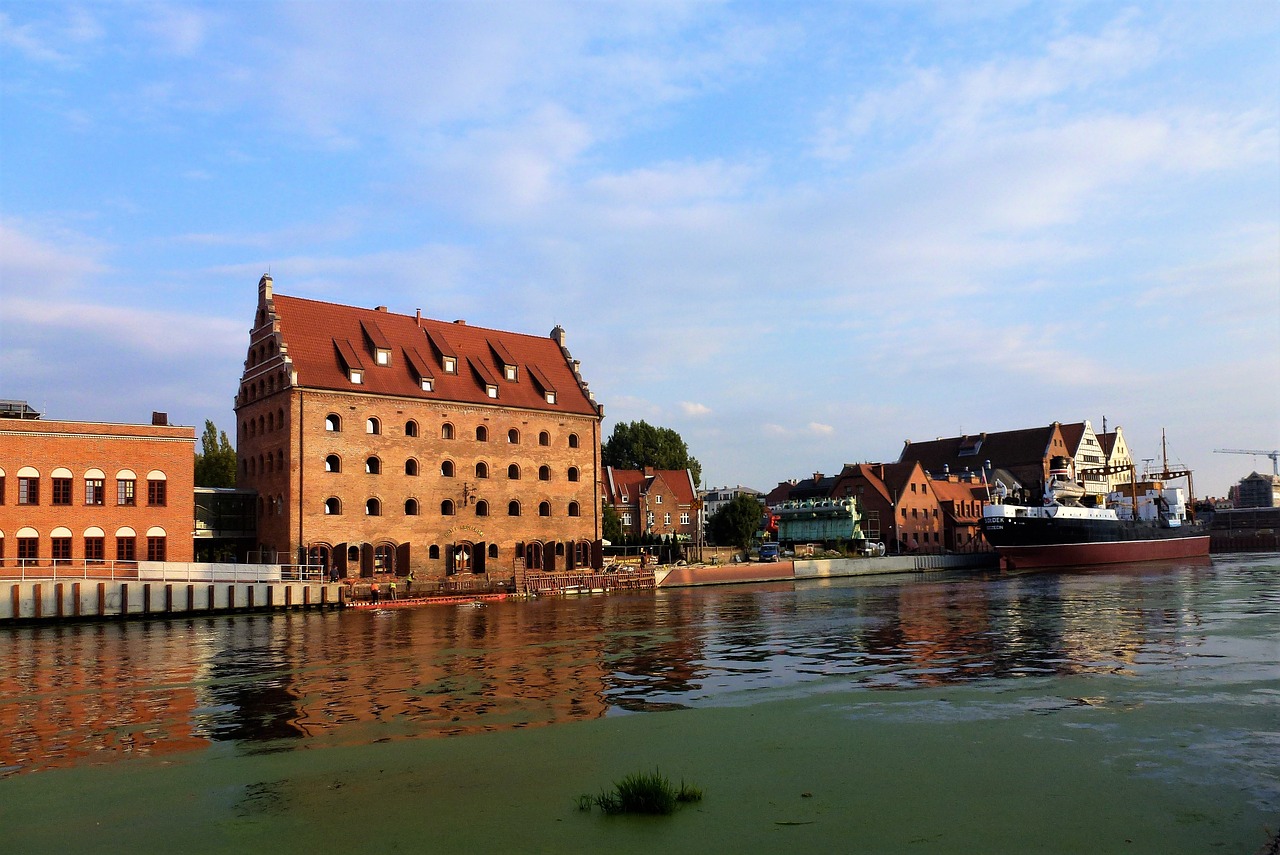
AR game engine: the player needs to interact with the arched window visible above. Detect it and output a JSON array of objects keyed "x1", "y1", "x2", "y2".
[
  {"x1": 258, "y1": 415, "x2": 265, "y2": 435},
  {"x1": 366, "y1": 457, "x2": 381, "y2": 475},
  {"x1": 277, "y1": 407, "x2": 285, "y2": 429},
  {"x1": 325, "y1": 455, "x2": 341, "y2": 472},
  {"x1": 475, "y1": 500, "x2": 489, "y2": 517},
  {"x1": 538, "y1": 431, "x2": 550, "y2": 446},
  {"x1": 405, "y1": 458, "x2": 419, "y2": 476},
  {"x1": 429, "y1": 545, "x2": 441, "y2": 559},
  {"x1": 488, "y1": 544, "x2": 498, "y2": 559},
  {"x1": 475, "y1": 426, "x2": 488, "y2": 442},
  {"x1": 365, "y1": 498, "x2": 381, "y2": 516},
  {"x1": 568, "y1": 501, "x2": 581, "y2": 517},
  {"x1": 539, "y1": 465, "x2": 551, "y2": 481},
  {"x1": 539, "y1": 501, "x2": 551, "y2": 517},
  {"x1": 507, "y1": 464, "x2": 520, "y2": 479},
  {"x1": 507, "y1": 428, "x2": 520, "y2": 444},
  {"x1": 441, "y1": 499, "x2": 456, "y2": 516},
  {"x1": 405, "y1": 420, "x2": 419, "y2": 438},
  {"x1": 324, "y1": 497, "x2": 341, "y2": 515},
  {"x1": 366, "y1": 417, "x2": 381, "y2": 435},
  {"x1": 277, "y1": 449, "x2": 284, "y2": 470},
  {"x1": 568, "y1": 466, "x2": 580, "y2": 482},
  {"x1": 568, "y1": 433, "x2": 579, "y2": 448},
  {"x1": 325, "y1": 414, "x2": 341, "y2": 432},
  {"x1": 442, "y1": 423, "x2": 455, "y2": 440},
  {"x1": 508, "y1": 501, "x2": 520, "y2": 516},
  {"x1": 441, "y1": 460, "x2": 455, "y2": 477},
  {"x1": 405, "y1": 498, "x2": 419, "y2": 516},
  {"x1": 476, "y1": 462, "x2": 489, "y2": 479}
]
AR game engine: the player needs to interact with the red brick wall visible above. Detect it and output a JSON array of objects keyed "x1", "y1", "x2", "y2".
[
  {"x1": 0, "y1": 419, "x2": 196, "y2": 563},
  {"x1": 238, "y1": 387, "x2": 602, "y2": 576}
]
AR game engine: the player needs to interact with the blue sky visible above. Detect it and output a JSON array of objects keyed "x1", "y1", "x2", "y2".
[{"x1": 2, "y1": 1, "x2": 1277, "y2": 498}]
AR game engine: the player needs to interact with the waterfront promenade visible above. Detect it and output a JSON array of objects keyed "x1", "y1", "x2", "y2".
[{"x1": 1, "y1": 553, "x2": 994, "y2": 622}]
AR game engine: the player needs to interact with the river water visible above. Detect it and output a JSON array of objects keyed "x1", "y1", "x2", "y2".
[{"x1": 1, "y1": 554, "x2": 1277, "y2": 854}]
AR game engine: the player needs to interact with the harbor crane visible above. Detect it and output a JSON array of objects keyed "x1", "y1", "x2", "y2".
[{"x1": 1214, "y1": 448, "x2": 1280, "y2": 476}]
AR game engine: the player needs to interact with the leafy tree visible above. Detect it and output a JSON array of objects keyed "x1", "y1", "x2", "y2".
[
  {"x1": 195, "y1": 420, "x2": 237, "y2": 487},
  {"x1": 708, "y1": 494, "x2": 764, "y2": 549},
  {"x1": 602, "y1": 420, "x2": 702, "y2": 486},
  {"x1": 602, "y1": 504, "x2": 623, "y2": 544}
]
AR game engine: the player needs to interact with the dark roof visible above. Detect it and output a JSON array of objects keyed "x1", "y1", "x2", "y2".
[
  {"x1": 272, "y1": 293, "x2": 600, "y2": 416},
  {"x1": 899, "y1": 424, "x2": 1060, "y2": 475}
]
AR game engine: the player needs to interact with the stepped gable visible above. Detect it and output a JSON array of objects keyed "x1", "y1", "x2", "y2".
[{"x1": 271, "y1": 293, "x2": 600, "y2": 416}]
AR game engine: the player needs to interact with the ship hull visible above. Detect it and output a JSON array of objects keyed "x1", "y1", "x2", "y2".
[
  {"x1": 980, "y1": 513, "x2": 1210, "y2": 570},
  {"x1": 987, "y1": 533, "x2": 1210, "y2": 570}
]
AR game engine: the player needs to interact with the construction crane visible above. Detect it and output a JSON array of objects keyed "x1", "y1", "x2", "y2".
[{"x1": 1214, "y1": 448, "x2": 1280, "y2": 476}]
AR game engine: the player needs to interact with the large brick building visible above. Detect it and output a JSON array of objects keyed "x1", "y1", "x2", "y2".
[
  {"x1": 235, "y1": 276, "x2": 605, "y2": 579},
  {"x1": 0, "y1": 408, "x2": 195, "y2": 568}
]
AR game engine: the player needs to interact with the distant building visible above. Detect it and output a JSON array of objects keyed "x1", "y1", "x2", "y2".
[
  {"x1": 234, "y1": 275, "x2": 605, "y2": 579},
  {"x1": 0, "y1": 408, "x2": 195, "y2": 567},
  {"x1": 1236, "y1": 471, "x2": 1280, "y2": 508},
  {"x1": 603, "y1": 467, "x2": 699, "y2": 541},
  {"x1": 699, "y1": 485, "x2": 762, "y2": 520},
  {"x1": 763, "y1": 479, "x2": 799, "y2": 509}
]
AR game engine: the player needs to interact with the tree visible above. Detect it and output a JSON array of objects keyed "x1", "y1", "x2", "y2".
[
  {"x1": 601, "y1": 420, "x2": 702, "y2": 486},
  {"x1": 195, "y1": 420, "x2": 237, "y2": 487},
  {"x1": 708, "y1": 494, "x2": 764, "y2": 549},
  {"x1": 602, "y1": 504, "x2": 623, "y2": 544}
]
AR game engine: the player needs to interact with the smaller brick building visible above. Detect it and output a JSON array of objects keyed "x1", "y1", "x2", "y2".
[
  {"x1": 0, "y1": 409, "x2": 196, "y2": 568},
  {"x1": 831, "y1": 462, "x2": 944, "y2": 554},
  {"x1": 603, "y1": 467, "x2": 699, "y2": 542}
]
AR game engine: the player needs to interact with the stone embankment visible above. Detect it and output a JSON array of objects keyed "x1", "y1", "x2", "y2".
[{"x1": 656, "y1": 553, "x2": 995, "y2": 587}]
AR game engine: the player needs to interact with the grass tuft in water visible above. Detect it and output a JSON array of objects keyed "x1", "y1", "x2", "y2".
[{"x1": 580, "y1": 769, "x2": 703, "y2": 816}]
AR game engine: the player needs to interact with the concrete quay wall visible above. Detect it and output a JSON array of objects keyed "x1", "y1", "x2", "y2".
[
  {"x1": 656, "y1": 553, "x2": 995, "y2": 588},
  {"x1": 3, "y1": 579, "x2": 345, "y2": 623}
]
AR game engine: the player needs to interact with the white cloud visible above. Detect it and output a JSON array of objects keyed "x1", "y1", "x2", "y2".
[{"x1": 681, "y1": 402, "x2": 712, "y2": 416}]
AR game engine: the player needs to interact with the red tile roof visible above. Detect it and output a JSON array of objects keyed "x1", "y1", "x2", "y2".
[
  {"x1": 603, "y1": 467, "x2": 697, "y2": 505},
  {"x1": 271, "y1": 293, "x2": 600, "y2": 416}
]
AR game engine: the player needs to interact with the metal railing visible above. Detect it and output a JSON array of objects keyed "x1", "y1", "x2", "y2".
[{"x1": 0, "y1": 557, "x2": 325, "y2": 583}]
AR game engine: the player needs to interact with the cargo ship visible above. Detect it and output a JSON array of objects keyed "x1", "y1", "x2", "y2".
[{"x1": 979, "y1": 455, "x2": 1210, "y2": 570}]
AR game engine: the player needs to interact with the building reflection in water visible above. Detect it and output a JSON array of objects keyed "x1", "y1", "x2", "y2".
[{"x1": 0, "y1": 563, "x2": 1214, "y2": 776}]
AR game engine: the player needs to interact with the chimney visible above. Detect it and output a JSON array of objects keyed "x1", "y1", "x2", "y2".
[
  {"x1": 375, "y1": 306, "x2": 388, "y2": 313},
  {"x1": 152, "y1": 412, "x2": 169, "y2": 426},
  {"x1": 454, "y1": 319, "x2": 466, "y2": 325},
  {"x1": 416, "y1": 309, "x2": 422, "y2": 328}
]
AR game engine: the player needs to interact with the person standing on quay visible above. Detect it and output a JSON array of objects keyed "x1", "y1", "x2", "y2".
[{"x1": 371, "y1": 581, "x2": 380, "y2": 604}]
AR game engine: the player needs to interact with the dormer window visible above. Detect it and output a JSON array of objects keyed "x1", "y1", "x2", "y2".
[
  {"x1": 375, "y1": 349, "x2": 390, "y2": 366},
  {"x1": 486, "y1": 384, "x2": 498, "y2": 399},
  {"x1": 349, "y1": 369, "x2": 364, "y2": 384},
  {"x1": 545, "y1": 391, "x2": 557, "y2": 404},
  {"x1": 443, "y1": 357, "x2": 457, "y2": 374},
  {"x1": 421, "y1": 377, "x2": 434, "y2": 392},
  {"x1": 504, "y1": 365, "x2": 517, "y2": 381}
]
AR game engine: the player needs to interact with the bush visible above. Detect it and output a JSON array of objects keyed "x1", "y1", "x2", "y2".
[{"x1": 579, "y1": 769, "x2": 703, "y2": 816}]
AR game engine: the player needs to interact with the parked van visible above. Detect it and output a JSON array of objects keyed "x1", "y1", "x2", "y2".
[{"x1": 758, "y1": 542, "x2": 780, "y2": 562}]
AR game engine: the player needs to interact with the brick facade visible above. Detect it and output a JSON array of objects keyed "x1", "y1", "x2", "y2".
[
  {"x1": 235, "y1": 276, "x2": 604, "y2": 579},
  {"x1": 831, "y1": 462, "x2": 945, "y2": 554},
  {"x1": 0, "y1": 417, "x2": 196, "y2": 566},
  {"x1": 603, "y1": 467, "x2": 699, "y2": 540}
]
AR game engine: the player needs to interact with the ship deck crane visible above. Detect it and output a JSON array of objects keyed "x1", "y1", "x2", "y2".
[{"x1": 1214, "y1": 448, "x2": 1280, "y2": 477}]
